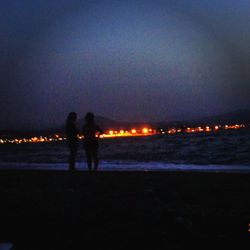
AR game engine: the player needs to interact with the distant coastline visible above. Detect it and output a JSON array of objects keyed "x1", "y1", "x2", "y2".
[{"x1": 1, "y1": 109, "x2": 250, "y2": 136}]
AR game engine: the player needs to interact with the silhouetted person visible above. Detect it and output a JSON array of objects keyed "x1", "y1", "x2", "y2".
[
  {"x1": 65, "y1": 112, "x2": 79, "y2": 171},
  {"x1": 82, "y1": 112, "x2": 103, "y2": 171}
]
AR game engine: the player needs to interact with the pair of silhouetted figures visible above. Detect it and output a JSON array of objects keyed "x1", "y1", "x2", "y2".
[{"x1": 65, "y1": 112, "x2": 103, "y2": 171}]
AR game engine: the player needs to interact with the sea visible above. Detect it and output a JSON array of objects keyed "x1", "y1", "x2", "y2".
[{"x1": 0, "y1": 129, "x2": 250, "y2": 172}]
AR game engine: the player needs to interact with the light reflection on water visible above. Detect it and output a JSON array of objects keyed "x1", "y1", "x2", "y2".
[{"x1": 0, "y1": 129, "x2": 249, "y2": 166}]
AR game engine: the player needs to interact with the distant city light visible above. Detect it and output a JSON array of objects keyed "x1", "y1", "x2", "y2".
[
  {"x1": 131, "y1": 129, "x2": 136, "y2": 134},
  {"x1": 0, "y1": 123, "x2": 248, "y2": 144}
]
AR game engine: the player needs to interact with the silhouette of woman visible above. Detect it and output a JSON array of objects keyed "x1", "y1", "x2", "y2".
[
  {"x1": 65, "y1": 112, "x2": 79, "y2": 171},
  {"x1": 82, "y1": 112, "x2": 103, "y2": 171}
]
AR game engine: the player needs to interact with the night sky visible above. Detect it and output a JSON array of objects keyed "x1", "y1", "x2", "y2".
[{"x1": 1, "y1": 0, "x2": 250, "y2": 130}]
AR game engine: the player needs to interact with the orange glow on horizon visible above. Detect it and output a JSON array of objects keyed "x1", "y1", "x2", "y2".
[{"x1": 0, "y1": 123, "x2": 247, "y2": 144}]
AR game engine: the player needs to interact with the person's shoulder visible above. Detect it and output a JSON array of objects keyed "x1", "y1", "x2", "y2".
[{"x1": 95, "y1": 124, "x2": 103, "y2": 132}]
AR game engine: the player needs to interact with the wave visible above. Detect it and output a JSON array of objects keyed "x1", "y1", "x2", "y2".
[{"x1": 0, "y1": 161, "x2": 250, "y2": 173}]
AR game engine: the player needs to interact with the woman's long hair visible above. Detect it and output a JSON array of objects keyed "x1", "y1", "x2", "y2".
[
  {"x1": 85, "y1": 112, "x2": 94, "y2": 124},
  {"x1": 66, "y1": 112, "x2": 77, "y2": 124}
]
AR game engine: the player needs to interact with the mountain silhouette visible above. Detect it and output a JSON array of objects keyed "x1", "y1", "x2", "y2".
[
  {"x1": 1, "y1": 109, "x2": 249, "y2": 136},
  {"x1": 76, "y1": 116, "x2": 120, "y2": 130},
  {"x1": 189, "y1": 109, "x2": 250, "y2": 126}
]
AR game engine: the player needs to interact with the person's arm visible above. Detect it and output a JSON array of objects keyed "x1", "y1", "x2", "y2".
[
  {"x1": 66, "y1": 122, "x2": 74, "y2": 138},
  {"x1": 96, "y1": 125, "x2": 104, "y2": 135},
  {"x1": 82, "y1": 125, "x2": 86, "y2": 136},
  {"x1": 75, "y1": 124, "x2": 79, "y2": 137}
]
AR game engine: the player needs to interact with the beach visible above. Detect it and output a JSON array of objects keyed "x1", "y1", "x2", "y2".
[{"x1": 0, "y1": 170, "x2": 249, "y2": 249}]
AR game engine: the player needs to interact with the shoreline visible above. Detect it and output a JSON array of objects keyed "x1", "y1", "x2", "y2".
[{"x1": 0, "y1": 162, "x2": 250, "y2": 173}]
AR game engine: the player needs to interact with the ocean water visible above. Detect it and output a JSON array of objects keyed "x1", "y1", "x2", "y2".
[{"x1": 0, "y1": 129, "x2": 250, "y2": 172}]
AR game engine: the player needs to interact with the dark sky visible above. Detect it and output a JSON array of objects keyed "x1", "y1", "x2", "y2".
[{"x1": 1, "y1": 0, "x2": 250, "y2": 129}]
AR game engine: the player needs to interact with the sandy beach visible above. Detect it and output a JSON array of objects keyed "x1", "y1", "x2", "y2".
[{"x1": 0, "y1": 170, "x2": 249, "y2": 249}]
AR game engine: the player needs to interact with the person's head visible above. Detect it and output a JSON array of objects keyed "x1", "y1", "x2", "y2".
[
  {"x1": 85, "y1": 112, "x2": 94, "y2": 124},
  {"x1": 67, "y1": 112, "x2": 77, "y2": 123}
]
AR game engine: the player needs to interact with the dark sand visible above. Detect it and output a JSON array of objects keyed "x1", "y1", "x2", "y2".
[{"x1": 0, "y1": 170, "x2": 249, "y2": 249}]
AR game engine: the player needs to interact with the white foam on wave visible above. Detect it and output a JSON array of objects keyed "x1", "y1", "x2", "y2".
[{"x1": 0, "y1": 161, "x2": 250, "y2": 173}]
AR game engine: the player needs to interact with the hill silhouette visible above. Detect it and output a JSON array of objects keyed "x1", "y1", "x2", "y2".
[
  {"x1": 76, "y1": 116, "x2": 151, "y2": 131},
  {"x1": 76, "y1": 116, "x2": 119, "y2": 130},
  {"x1": 74, "y1": 109, "x2": 250, "y2": 131},
  {"x1": 1, "y1": 109, "x2": 249, "y2": 136},
  {"x1": 188, "y1": 109, "x2": 250, "y2": 126},
  {"x1": 151, "y1": 109, "x2": 250, "y2": 128}
]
